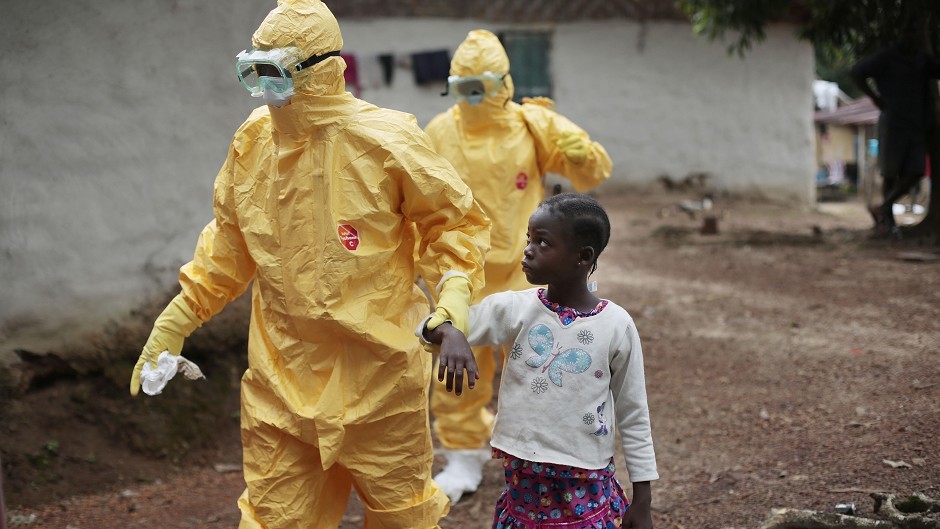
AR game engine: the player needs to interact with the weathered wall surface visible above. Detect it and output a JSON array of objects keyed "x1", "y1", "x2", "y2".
[
  {"x1": 0, "y1": 2, "x2": 814, "y2": 364},
  {"x1": 1, "y1": 1, "x2": 272, "y2": 363},
  {"x1": 550, "y1": 22, "x2": 816, "y2": 201}
]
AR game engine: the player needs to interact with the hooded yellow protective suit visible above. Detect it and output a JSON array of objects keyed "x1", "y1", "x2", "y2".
[
  {"x1": 425, "y1": 30, "x2": 612, "y2": 451},
  {"x1": 133, "y1": 2, "x2": 490, "y2": 528}
]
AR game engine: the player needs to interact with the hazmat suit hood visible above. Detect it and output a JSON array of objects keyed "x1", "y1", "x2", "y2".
[
  {"x1": 252, "y1": 0, "x2": 346, "y2": 98},
  {"x1": 451, "y1": 30, "x2": 515, "y2": 128}
]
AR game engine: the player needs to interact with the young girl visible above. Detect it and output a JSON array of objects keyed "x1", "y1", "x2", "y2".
[{"x1": 423, "y1": 192, "x2": 658, "y2": 529}]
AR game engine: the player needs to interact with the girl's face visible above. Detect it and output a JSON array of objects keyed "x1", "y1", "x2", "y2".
[{"x1": 521, "y1": 207, "x2": 583, "y2": 286}]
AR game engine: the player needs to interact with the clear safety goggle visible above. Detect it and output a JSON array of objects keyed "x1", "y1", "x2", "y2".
[
  {"x1": 442, "y1": 71, "x2": 507, "y2": 103},
  {"x1": 235, "y1": 47, "x2": 341, "y2": 97}
]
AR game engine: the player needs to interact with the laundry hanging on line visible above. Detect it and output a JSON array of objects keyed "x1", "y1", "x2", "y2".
[
  {"x1": 342, "y1": 53, "x2": 361, "y2": 97},
  {"x1": 411, "y1": 50, "x2": 450, "y2": 85}
]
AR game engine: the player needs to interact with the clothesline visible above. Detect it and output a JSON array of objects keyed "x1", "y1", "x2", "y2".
[{"x1": 342, "y1": 49, "x2": 453, "y2": 96}]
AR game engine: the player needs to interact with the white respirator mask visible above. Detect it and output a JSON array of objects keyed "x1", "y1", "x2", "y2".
[{"x1": 262, "y1": 87, "x2": 292, "y2": 108}]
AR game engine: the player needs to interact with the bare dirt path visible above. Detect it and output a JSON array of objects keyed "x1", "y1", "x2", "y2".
[{"x1": 5, "y1": 191, "x2": 938, "y2": 529}]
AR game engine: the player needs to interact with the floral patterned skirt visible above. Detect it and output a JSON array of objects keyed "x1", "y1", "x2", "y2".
[{"x1": 492, "y1": 449, "x2": 629, "y2": 529}]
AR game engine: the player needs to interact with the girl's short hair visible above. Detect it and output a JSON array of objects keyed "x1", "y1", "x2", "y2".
[{"x1": 539, "y1": 193, "x2": 611, "y2": 270}]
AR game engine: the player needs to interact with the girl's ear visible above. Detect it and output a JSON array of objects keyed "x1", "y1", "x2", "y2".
[{"x1": 578, "y1": 246, "x2": 596, "y2": 267}]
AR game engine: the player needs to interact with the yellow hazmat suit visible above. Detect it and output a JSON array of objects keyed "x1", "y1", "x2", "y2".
[
  {"x1": 425, "y1": 30, "x2": 612, "y2": 453},
  {"x1": 131, "y1": 2, "x2": 490, "y2": 528}
]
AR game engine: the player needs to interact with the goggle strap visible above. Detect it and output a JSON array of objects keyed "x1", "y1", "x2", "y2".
[{"x1": 295, "y1": 50, "x2": 342, "y2": 72}]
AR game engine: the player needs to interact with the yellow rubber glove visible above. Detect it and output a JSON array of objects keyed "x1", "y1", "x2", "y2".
[
  {"x1": 521, "y1": 96, "x2": 556, "y2": 111},
  {"x1": 130, "y1": 294, "x2": 203, "y2": 396},
  {"x1": 556, "y1": 132, "x2": 588, "y2": 164},
  {"x1": 426, "y1": 276, "x2": 472, "y2": 337}
]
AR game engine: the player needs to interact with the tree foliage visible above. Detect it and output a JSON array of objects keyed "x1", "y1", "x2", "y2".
[{"x1": 678, "y1": 0, "x2": 940, "y2": 61}]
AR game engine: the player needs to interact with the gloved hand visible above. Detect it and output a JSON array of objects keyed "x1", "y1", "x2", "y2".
[
  {"x1": 426, "y1": 276, "x2": 472, "y2": 337},
  {"x1": 521, "y1": 96, "x2": 555, "y2": 111},
  {"x1": 556, "y1": 132, "x2": 588, "y2": 164},
  {"x1": 130, "y1": 294, "x2": 203, "y2": 397}
]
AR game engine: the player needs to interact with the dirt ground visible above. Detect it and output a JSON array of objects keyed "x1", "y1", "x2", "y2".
[{"x1": 3, "y1": 190, "x2": 938, "y2": 529}]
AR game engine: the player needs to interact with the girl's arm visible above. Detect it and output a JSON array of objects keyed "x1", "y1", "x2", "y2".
[
  {"x1": 625, "y1": 481, "x2": 652, "y2": 529},
  {"x1": 418, "y1": 290, "x2": 519, "y2": 395},
  {"x1": 610, "y1": 317, "x2": 658, "y2": 527},
  {"x1": 610, "y1": 317, "x2": 659, "y2": 480},
  {"x1": 463, "y1": 291, "x2": 519, "y2": 346}
]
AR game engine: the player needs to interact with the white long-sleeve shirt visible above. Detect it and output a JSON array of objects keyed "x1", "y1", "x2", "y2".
[{"x1": 467, "y1": 288, "x2": 659, "y2": 482}]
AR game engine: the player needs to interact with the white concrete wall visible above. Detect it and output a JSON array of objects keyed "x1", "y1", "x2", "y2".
[
  {"x1": 551, "y1": 22, "x2": 816, "y2": 201},
  {"x1": 0, "y1": 0, "x2": 273, "y2": 357},
  {"x1": 0, "y1": 2, "x2": 814, "y2": 360}
]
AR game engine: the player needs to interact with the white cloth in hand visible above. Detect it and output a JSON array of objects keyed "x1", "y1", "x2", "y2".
[{"x1": 140, "y1": 350, "x2": 206, "y2": 396}]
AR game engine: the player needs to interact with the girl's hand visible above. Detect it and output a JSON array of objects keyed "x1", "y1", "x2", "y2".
[
  {"x1": 624, "y1": 506, "x2": 652, "y2": 529},
  {"x1": 625, "y1": 481, "x2": 653, "y2": 529},
  {"x1": 433, "y1": 323, "x2": 479, "y2": 395}
]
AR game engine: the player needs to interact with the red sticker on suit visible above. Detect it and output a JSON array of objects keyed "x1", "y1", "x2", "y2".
[{"x1": 338, "y1": 224, "x2": 359, "y2": 251}]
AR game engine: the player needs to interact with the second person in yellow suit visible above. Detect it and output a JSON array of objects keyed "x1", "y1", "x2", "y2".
[
  {"x1": 425, "y1": 29, "x2": 613, "y2": 503},
  {"x1": 129, "y1": 2, "x2": 490, "y2": 528}
]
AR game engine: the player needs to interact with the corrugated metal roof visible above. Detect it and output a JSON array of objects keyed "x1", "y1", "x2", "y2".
[
  {"x1": 814, "y1": 98, "x2": 879, "y2": 126},
  {"x1": 327, "y1": 0, "x2": 685, "y2": 22}
]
